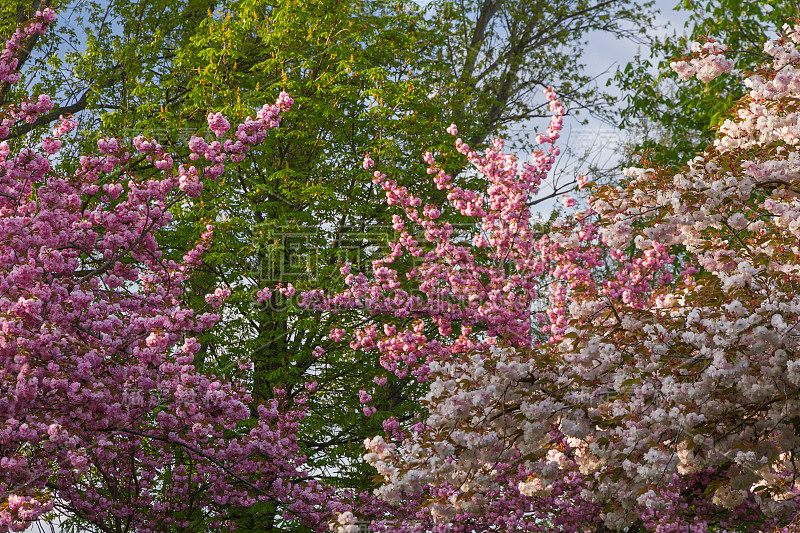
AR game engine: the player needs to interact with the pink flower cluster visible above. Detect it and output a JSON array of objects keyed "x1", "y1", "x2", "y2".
[
  {"x1": 670, "y1": 39, "x2": 734, "y2": 82},
  {"x1": 0, "y1": 11, "x2": 333, "y2": 533},
  {"x1": 0, "y1": 8, "x2": 54, "y2": 84},
  {"x1": 299, "y1": 88, "x2": 567, "y2": 385},
  {"x1": 205, "y1": 286, "x2": 232, "y2": 308}
]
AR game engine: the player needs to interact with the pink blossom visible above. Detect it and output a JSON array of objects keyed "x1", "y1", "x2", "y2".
[
  {"x1": 204, "y1": 286, "x2": 231, "y2": 308},
  {"x1": 206, "y1": 112, "x2": 231, "y2": 136},
  {"x1": 0, "y1": 17, "x2": 324, "y2": 528},
  {"x1": 670, "y1": 39, "x2": 733, "y2": 83},
  {"x1": 358, "y1": 390, "x2": 372, "y2": 404},
  {"x1": 363, "y1": 154, "x2": 375, "y2": 170}
]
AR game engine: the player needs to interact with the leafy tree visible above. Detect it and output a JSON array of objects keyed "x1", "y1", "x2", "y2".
[{"x1": 425, "y1": 0, "x2": 654, "y2": 150}]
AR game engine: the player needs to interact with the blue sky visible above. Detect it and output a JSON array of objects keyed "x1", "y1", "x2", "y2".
[
  {"x1": 532, "y1": 0, "x2": 694, "y2": 216},
  {"x1": 563, "y1": 0, "x2": 692, "y2": 164}
]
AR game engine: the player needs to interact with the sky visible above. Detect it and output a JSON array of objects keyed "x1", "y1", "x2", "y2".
[
  {"x1": 522, "y1": 0, "x2": 694, "y2": 218},
  {"x1": 572, "y1": 0, "x2": 693, "y2": 154}
]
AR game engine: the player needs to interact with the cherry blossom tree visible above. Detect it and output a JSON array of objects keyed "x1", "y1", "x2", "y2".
[
  {"x1": 0, "y1": 10, "x2": 338, "y2": 533},
  {"x1": 303, "y1": 25, "x2": 800, "y2": 533}
]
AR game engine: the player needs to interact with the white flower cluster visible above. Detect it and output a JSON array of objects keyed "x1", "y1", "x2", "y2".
[
  {"x1": 330, "y1": 511, "x2": 359, "y2": 533},
  {"x1": 362, "y1": 346, "x2": 553, "y2": 518}
]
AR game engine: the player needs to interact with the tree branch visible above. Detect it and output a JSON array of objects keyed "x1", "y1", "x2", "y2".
[{"x1": 0, "y1": 0, "x2": 52, "y2": 105}]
